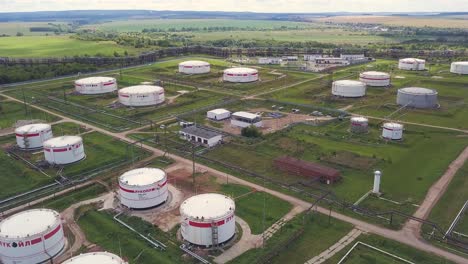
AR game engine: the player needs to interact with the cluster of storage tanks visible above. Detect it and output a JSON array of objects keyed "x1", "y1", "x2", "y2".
[
  {"x1": 15, "y1": 123, "x2": 85, "y2": 165},
  {"x1": 349, "y1": 117, "x2": 404, "y2": 140},
  {"x1": 331, "y1": 71, "x2": 391, "y2": 98}
]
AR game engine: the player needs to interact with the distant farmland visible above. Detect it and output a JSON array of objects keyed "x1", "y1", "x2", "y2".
[{"x1": 315, "y1": 15, "x2": 468, "y2": 29}]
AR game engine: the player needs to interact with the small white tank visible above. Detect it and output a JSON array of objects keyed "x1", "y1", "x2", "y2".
[
  {"x1": 179, "y1": 60, "x2": 211, "y2": 74},
  {"x1": 74, "y1": 77, "x2": 117, "y2": 94},
  {"x1": 119, "y1": 168, "x2": 168, "y2": 209},
  {"x1": 43, "y1": 136, "x2": 85, "y2": 165},
  {"x1": 398, "y1": 58, "x2": 425, "y2": 71},
  {"x1": 359, "y1": 71, "x2": 391, "y2": 87},
  {"x1": 350, "y1": 117, "x2": 369, "y2": 133},
  {"x1": 15, "y1": 123, "x2": 53, "y2": 149},
  {"x1": 223, "y1": 67, "x2": 259, "y2": 83},
  {"x1": 180, "y1": 193, "x2": 235, "y2": 247},
  {"x1": 62, "y1": 252, "x2": 128, "y2": 264},
  {"x1": 382, "y1": 122, "x2": 403, "y2": 140},
  {"x1": 450, "y1": 61, "x2": 468, "y2": 75},
  {"x1": 332, "y1": 80, "x2": 367, "y2": 97},
  {"x1": 118, "y1": 85, "x2": 165, "y2": 107}
]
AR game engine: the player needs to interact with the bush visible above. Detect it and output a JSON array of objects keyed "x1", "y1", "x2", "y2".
[{"x1": 241, "y1": 125, "x2": 262, "y2": 138}]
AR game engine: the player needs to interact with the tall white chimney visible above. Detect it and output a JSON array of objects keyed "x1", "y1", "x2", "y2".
[{"x1": 373, "y1": 170, "x2": 382, "y2": 194}]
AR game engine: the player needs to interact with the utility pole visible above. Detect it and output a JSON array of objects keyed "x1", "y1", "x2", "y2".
[
  {"x1": 21, "y1": 87, "x2": 28, "y2": 117},
  {"x1": 192, "y1": 143, "x2": 196, "y2": 191},
  {"x1": 160, "y1": 124, "x2": 167, "y2": 157}
]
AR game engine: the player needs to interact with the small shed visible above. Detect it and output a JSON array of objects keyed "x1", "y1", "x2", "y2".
[
  {"x1": 207, "y1": 109, "x2": 231, "y2": 121},
  {"x1": 180, "y1": 126, "x2": 222, "y2": 147}
]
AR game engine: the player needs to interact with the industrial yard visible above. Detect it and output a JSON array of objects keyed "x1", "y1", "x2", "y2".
[{"x1": 0, "y1": 7, "x2": 468, "y2": 264}]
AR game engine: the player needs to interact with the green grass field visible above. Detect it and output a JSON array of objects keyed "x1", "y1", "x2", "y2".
[
  {"x1": 0, "y1": 100, "x2": 59, "y2": 129},
  {"x1": 0, "y1": 36, "x2": 140, "y2": 57},
  {"x1": 0, "y1": 21, "x2": 69, "y2": 36},
  {"x1": 33, "y1": 184, "x2": 107, "y2": 211},
  {"x1": 324, "y1": 233, "x2": 454, "y2": 264}
]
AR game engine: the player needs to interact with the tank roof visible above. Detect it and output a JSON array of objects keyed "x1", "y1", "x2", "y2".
[
  {"x1": 119, "y1": 85, "x2": 164, "y2": 94},
  {"x1": 232, "y1": 111, "x2": 260, "y2": 120},
  {"x1": 208, "y1": 108, "x2": 230, "y2": 115},
  {"x1": 62, "y1": 252, "x2": 126, "y2": 264},
  {"x1": 15, "y1": 123, "x2": 51, "y2": 134},
  {"x1": 400, "y1": 58, "x2": 425, "y2": 63},
  {"x1": 75, "y1": 76, "x2": 115, "y2": 84},
  {"x1": 452, "y1": 61, "x2": 468, "y2": 65},
  {"x1": 383, "y1": 122, "x2": 403, "y2": 129},
  {"x1": 333, "y1": 80, "x2": 366, "y2": 86},
  {"x1": 179, "y1": 60, "x2": 210, "y2": 66},
  {"x1": 399, "y1": 87, "x2": 437, "y2": 95},
  {"x1": 181, "y1": 193, "x2": 235, "y2": 220},
  {"x1": 43, "y1": 136, "x2": 82, "y2": 148},
  {"x1": 0, "y1": 209, "x2": 59, "y2": 238},
  {"x1": 360, "y1": 71, "x2": 390, "y2": 77},
  {"x1": 351, "y1": 117, "x2": 368, "y2": 122},
  {"x1": 119, "y1": 168, "x2": 166, "y2": 186},
  {"x1": 224, "y1": 67, "x2": 258, "y2": 74}
]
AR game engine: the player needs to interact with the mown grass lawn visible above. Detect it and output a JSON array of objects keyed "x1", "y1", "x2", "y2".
[{"x1": 0, "y1": 100, "x2": 59, "y2": 129}]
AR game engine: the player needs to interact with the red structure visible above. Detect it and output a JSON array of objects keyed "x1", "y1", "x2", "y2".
[{"x1": 274, "y1": 156, "x2": 342, "y2": 184}]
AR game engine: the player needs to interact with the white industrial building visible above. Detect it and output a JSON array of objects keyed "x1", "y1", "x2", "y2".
[
  {"x1": 74, "y1": 76, "x2": 117, "y2": 95},
  {"x1": 15, "y1": 123, "x2": 53, "y2": 150},
  {"x1": 332, "y1": 80, "x2": 367, "y2": 97},
  {"x1": 382, "y1": 122, "x2": 404, "y2": 140},
  {"x1": 119, "y1": 168, "x2": 168, "y2": 209},
  {"x1": 398, "y1": 58, "x2": 426, "y2": 71},
  {"x1": 118, "y1": 85, "x2": 165, "y2": 106},
  {"x1": 258, "y1": 57, "x2": 282, "y2": 65},
  {"x1": 62, "y1": 252, "x2": 128, "y2": 264},
  {"x1": 223, "y1": 67, "x2": 259, "y2": 83},
  {"x1": 180, "y1": 126, "x2": 222, "y2": 147},
  {"x1": 350, "y1": 117, "x2": 369, "y2": 133},
  {"x1": 340, "y1": 54, "x2": 365, "y2": 61},
  {"x1": 281, "y1": 56, "x2": 298, "y2": 61},
  {"x1": 180, "y1": 193, "x2": 236, "y2": 247},
  {"x1": 450, "y1": 61, "x2": 468, "y2": 75},
  {"x1": 303, "y1": 54, "x2": 323, "y2": 61},
  {"x1": 178, "y1": 60, "x2": 211, "y2": 74},
  {"x1": 207, "y1": 109, "x2": 231, "y2": 121},
  {"x1": 231, "y1": 111, "x2": 262, "y2": 128},
  {"x1": 43, "y1": 136, "x2": 85, "y2": 165},
  {"x1": 359, "y1": 71, "x2": 391, "y2": 87},
  {"x1": 0, "y1": 209, "x2": 65, "y2": 264}
]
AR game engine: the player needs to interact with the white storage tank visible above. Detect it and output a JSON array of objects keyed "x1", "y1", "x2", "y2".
[
  {"x1": 450, "y1": 62, "x2": 468, "y2": 75},
  {"x1": 359, "y1": 71, "x2": 391, "y2": 87},
  {"x1": 382, "y1": 122, "x2": 403, "y2": 140},
  {"x1": 43, "y1": 136, "x2": 85, "y2": 165},
  {"x1": 119, "y1": 168, "x2": 168, "y2": 209},
  {"x1": 62, "y1": 252, "x2": 128, "y2": 264},
  {"x1": 118, "y1": 85, "x2": 165, "y2": 107},
  {"x1": 179, "y1": 60, "x2": 211, "y2": 74},
  {"x1": 223, "y1": 67, "x2": 259, "y2": 83},
  {"x1": 332, "y1": 80, "x2": 366, "y2": 98},
  {"x1": 207, "y1": 109, "x2": 231, "y2": 121},
  {"x1": 397, "y1": 87, "x2": 438, "y2": 109},
  {"x1": 0, "y1": 209, "x2": 65, "y2": 264},
  {"x1": 180, "y1": 193, "x2": 235, "y2": 247},
  {"x1": 74, "y1": 77, "x2": 117, "y2": 94},
  {"x1": 350, "y1": 117, "x2": 369, "y2": 133},
  {"x1": 15, "y1": 123, "x2": 53, "y2": 150},
  {"x1": 398, "y1": 58, "x2": 426, "y2": 71}
]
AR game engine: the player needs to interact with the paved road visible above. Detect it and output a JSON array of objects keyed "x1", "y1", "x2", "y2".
[{"x1": 1, "y1": 94, "x2": 467, "y2": 263}]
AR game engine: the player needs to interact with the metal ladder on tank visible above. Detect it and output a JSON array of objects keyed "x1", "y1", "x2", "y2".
[{"x1": 211, "y1": 221, "x2": 219, "y2": 249}]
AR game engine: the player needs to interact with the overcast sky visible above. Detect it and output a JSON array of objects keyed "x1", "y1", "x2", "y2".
[{"x1": 0, "y1": 0, "x2": 467, "y2": 13}]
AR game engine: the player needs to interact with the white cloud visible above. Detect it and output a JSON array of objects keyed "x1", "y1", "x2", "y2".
[{"x1": 0, "y1": 0, "x2": 467, "y2": 13}]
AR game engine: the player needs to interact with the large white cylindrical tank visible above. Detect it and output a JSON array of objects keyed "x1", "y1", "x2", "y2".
[
  {"x1": 359, "y1": 71, "x2": 391, "y2": 87},
  {"x1": 74, "y1": 77, "x2": 117, "y2": 94},
  {"x1": 118, "y1": 85, "x2": 165, "y2": 107},
  {"x1": 382, "y1": 122, "x2": 403, "y2": 140},
  {"x1": 397, "y1": 87, "x2": 438, "y2": 109},
  {"x1": 15, "y1": 123, "x2": 53, "y2": 150},
  {"x1": 450, "y1": 62, "x2": 468, "y2": 75},
  {"x1": 180, "y1": 193, "x2": 235, "y2": 247},
  {"x1": 119, "y1": 168, "x2": 168, "y2": 209},
  {"x1": 0, "y1": 209, "x2": 65, "y2": 264},
  {"x1": 398, "y1": 58, "x2": 426, "y2": 71},
  {"x1": 350, "y1": 117, "x2": 369, "y2": 133},
  {"x1": 43, "y1": 136, "x2": 85, "y2": 165},
  {"x1": 332, "y1": 80, "x2": 366, "y2": 97},
  {"x1": 223, "y1": 67, "x2": 259, "y2": 83},
  {"x1": 179, "y1": 60, "x2": 211, "y2": 74},
  {"x1": 62, "y1": 252, "x2": 128, "y2": 264}
]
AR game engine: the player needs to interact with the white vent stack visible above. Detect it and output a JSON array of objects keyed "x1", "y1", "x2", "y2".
[
  {"x1": 15, "y1": 123, "x2": 53, "y2": 150},
  {"x1": 118, "y1": 85, "x2": 165, "y2": 107},
  {"x1": 74, "y1": 77, "x2": 117, "y2": 94},
  {"x1": 119, "y1": 168, "x2": 168, "y2": 209},
  {"x1": 373, "y1": 170, "x2": 382, "y2": 194},
  {"x1": 382, "y1": 122, "x2": 403, "y2": 140},
  {"x1": 223, "y1": 67, "x2": 259, "y2": 83},
  {"x1": 179, "y1": 60, "x2": 211, "y2": 74},
  {"x1": 398, "y1": 58, "x2": 426, "y2": 71},
  {"x1": 62, "y1": 252, "x2": 128, "y2": 264},
  {"x1": 43, "y1": 136, "x2": 85, "y2": 165},
  {"x1": 180, "y1": 193, "x2": 236, "y2": 247},
  {"x1": 359, "y1": 71, "x2": 391, "y2": 87},
  {"x1": 350, "y1": 117, "x2": 369, "y2": 134},
  {"x1": 0, "y1": 209, "x2": 65, "y2": 264},
  {"x1": 332, "y1": 80, "x2": 367, "y2": 98},
  {"x1": 450, "y1": 61, "x2": 468, "y2": 75}
]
